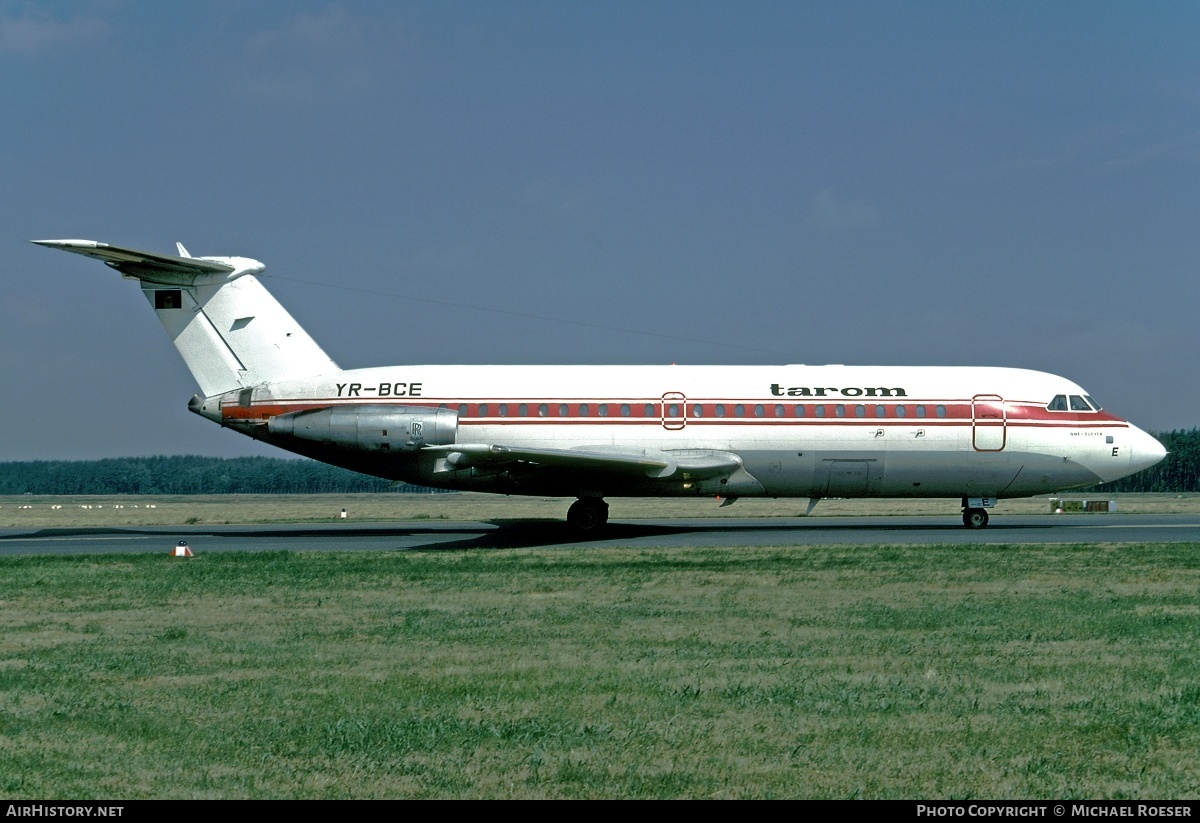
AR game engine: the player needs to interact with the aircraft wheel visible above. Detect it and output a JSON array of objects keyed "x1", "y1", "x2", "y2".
[
  {"x1": 567, "y1": 498, "x2": 609, "y2": 531},
  {"x1": 962, "y1": 508, "x2": 989, "y2": 530}
]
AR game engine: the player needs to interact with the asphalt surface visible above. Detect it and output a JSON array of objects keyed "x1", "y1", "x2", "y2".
[{"x1": 3, "y1": 514, "x2": 1200, "y2": 556}]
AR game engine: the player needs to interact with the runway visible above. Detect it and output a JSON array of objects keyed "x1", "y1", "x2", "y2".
[{"x1": 3, "y1": 514, "x2": 1200, "y2": 556}]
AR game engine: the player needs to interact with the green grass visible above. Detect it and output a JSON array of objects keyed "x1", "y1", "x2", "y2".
[{"x1": 2, "y1": 543, "x2": 1200, "y2": 798}]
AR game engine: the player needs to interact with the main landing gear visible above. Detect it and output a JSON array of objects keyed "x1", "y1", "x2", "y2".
[{"x1": 567, "y1": 497, "x2": 609, "y2": 532}]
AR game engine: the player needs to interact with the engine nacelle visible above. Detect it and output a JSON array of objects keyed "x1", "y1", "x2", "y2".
[{"x1": 267, "y1": 405, "x2": 457, "y2": 453}]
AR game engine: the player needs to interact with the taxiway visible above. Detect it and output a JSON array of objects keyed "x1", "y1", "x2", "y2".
[{"x1": 2, "y1": 514, "x2": 1199, "y2": 556}]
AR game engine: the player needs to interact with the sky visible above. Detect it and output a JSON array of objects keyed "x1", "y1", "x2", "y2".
[{"x1": 2, "y1": 0, "x2": 1199, "y2": 461}]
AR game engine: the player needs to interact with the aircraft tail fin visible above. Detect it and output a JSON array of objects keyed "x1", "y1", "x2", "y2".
[{"x1": 33, "y1": 239, "x2": 339, "y2": 397}]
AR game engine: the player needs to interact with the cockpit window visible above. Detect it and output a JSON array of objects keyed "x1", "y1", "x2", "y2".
[
  {"x1": 1085, "y1": 395, "x2": 1101, "y2": 410},
  {"x1": 1047, "y1": 395, "x2": 1068, "y2": 411},
  {"x1": 1069, "y1": 395, "x2": 1092, "y2": 411}
]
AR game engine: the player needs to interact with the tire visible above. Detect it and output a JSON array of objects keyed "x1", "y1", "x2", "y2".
[
  {"x1": 568, "y1": 499, "x2": 608, "y2": 531},
  {"x1": 962, "y1": 508, "x2": 989, "y2": 529}
]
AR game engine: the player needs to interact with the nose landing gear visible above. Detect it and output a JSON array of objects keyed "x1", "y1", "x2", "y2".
[
  {"x1": 962, "y1": 507, "x2": 989, "y2": 529},
  {"x1": 961, "y1": 496, "x2": 995, "y2": 529}
]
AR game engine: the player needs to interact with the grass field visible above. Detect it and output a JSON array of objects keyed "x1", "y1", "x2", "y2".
[
  {"x1": 5, "y1": 491, "x2": 1200, "y2": 528},
  {"x1": 2, "y1": 541, "x2": 1200, "y2": 798}
]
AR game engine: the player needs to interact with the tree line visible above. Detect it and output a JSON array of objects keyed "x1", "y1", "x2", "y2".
[
  {"x1": 0, "y1": 456, "x2": 441, "y2": 495},
  {"x1": 0, "y1": 429, "x2": 1194, "y2": 495}
]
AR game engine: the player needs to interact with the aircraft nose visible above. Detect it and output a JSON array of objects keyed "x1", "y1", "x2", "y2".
[{"x1": 1128, "y1": 426, "x2": 1167, "y2": 474}]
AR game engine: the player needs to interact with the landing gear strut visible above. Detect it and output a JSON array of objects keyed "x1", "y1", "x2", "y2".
[
  {"x1": 962, "y1": 508, "x2": 989, "y2": 529},
  {"x1": 567, "y1": 498, "x2": 609, "y2": 532}
]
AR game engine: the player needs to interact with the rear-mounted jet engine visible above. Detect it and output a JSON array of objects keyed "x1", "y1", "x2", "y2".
[{"x1": 267, "y1": 405, "x2": 457, "y2": 452}]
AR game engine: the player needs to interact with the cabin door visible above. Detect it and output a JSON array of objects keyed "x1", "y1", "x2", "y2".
[{"x1": 972, "y1": 395, "x2": 1007, "y2": 451}]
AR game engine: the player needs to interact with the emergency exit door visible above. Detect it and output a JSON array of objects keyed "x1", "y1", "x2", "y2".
[{"x1": 661, "y1": 392, "x2": 686, "y2": 430}]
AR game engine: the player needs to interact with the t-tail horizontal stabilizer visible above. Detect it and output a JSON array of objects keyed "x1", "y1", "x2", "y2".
[
  {"x1": 32, "y1": 239, "x2": 240, "y2": 283},
  {"x1": 34, "y1": 239, "x2": 339, "y2": 397}
]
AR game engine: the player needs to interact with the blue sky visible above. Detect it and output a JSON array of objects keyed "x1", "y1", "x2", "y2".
[{"x1": 3, "y1": 1, "x2": 1198, "y2": 460}]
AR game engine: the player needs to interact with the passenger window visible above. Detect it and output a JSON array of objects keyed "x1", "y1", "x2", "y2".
[
  {"x1": 715, "y1": 404, "x2": 726, "y2": 417},
  {"x1": 754, "y1": 404, "x2": 765, "y2": 417},
  {"x1": 795, "y1": 404, "x2": 805, "y2": 417},
  {"x1": 915, "y1": 405, "x2": 926, "y2": 418},
  {"x1": 734, "y1": 404, "x2": 745, "y2": 417},
  {"x1": 558, "y1": 404, "x2": 569, "y2": 417},
  {"x1": 598, "y1": 404, "x2": 609, "y2": 417},
  {"x1": 1070, "y1": 395, "x2": 1091, "y2": 411},
  {"x1": 815, "y1": 405, "x2": 825, "y2": 417},
  {"x1": 835, "y1": 404, "x2": 845, "y2": 417},
  {"x1": 644, "y1": 404, "x2": 654, "y2": 417},
  {"x1": 579, "y1": 404, "x2": 589, "y2": 417},
  {"x1": 538, "y1": 404, "x2": 548, "y2": 417},
  {"x1": 517, "y1": 404, "x2": 528, "y2": 417},
  {"x1": 774, "y1": 404, "x2": 785, "y2": 417},
  {"x1": 691, "y1": 404, "x2": 703, "y2": 417},
  {"x1": 498, "y1": 404, "x2": 508, "y2": 417},
  {"x1": 1047, "y1": 395, "x2": 1068, "y2": 411},
  {"x1": 876, "y1": 404, "x2": 886, "y2": 418},
  {"x1": 457, "y1": 404, "x2": 468, "y2": 416},
  {"x1": 895, "y1": 405, "x2": 906, "y2": 418},
  {"x1": 854, "y1": 405, "x2": 865, "y2": 418},
  {"x1": 478, "y1": 404, "x2": 489, "y2": 417},
  {"x1": 620, "y1": 404, "x2": 630, "y2": 417},
  {"x1": 936, "y1": 405, "x2": 946, "y2": 418}
]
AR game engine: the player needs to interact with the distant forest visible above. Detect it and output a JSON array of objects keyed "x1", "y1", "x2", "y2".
[
  {"x1": 0, "y1": 430, "x2": 1196, "y2": 495},
  {"x1": 0, "y1": 456, "x2": 440, "y2": 495}
]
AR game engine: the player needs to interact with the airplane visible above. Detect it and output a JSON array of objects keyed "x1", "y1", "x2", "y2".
[{"x1": 34, "y1": 238, "x2": 1167, "y2": 531}]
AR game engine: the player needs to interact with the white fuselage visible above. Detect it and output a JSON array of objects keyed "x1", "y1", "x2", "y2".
[{"x1": 205, "y1": 363, "x2": 1164, "y2": 501}]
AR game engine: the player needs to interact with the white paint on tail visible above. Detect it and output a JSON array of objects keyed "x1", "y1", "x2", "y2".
[{"x1": 34, "y1": 239, "x2": 339, "y2": 396}]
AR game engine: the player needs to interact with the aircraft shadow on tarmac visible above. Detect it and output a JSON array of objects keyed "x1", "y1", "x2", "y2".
[
  {"x1": 258, "y1": 517, "x2": 1034, "y2": 552},
  {"x1": 417, "y1": 520, "x2": 689, "y2": 551},
  {"x1": 416, "y1": 518, "x2": 1041, "y2": 552},
  {"x1": 0, "y1": 517, "x2": 1055, "y2": 555}
]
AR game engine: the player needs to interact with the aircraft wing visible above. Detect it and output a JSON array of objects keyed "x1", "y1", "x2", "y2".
[
  {"x1": 32, "y1": 239, "x2": 234, "y2": 277},
  {"x1": 428, "y1": 444, "x2": 742, "y2": 480}
]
